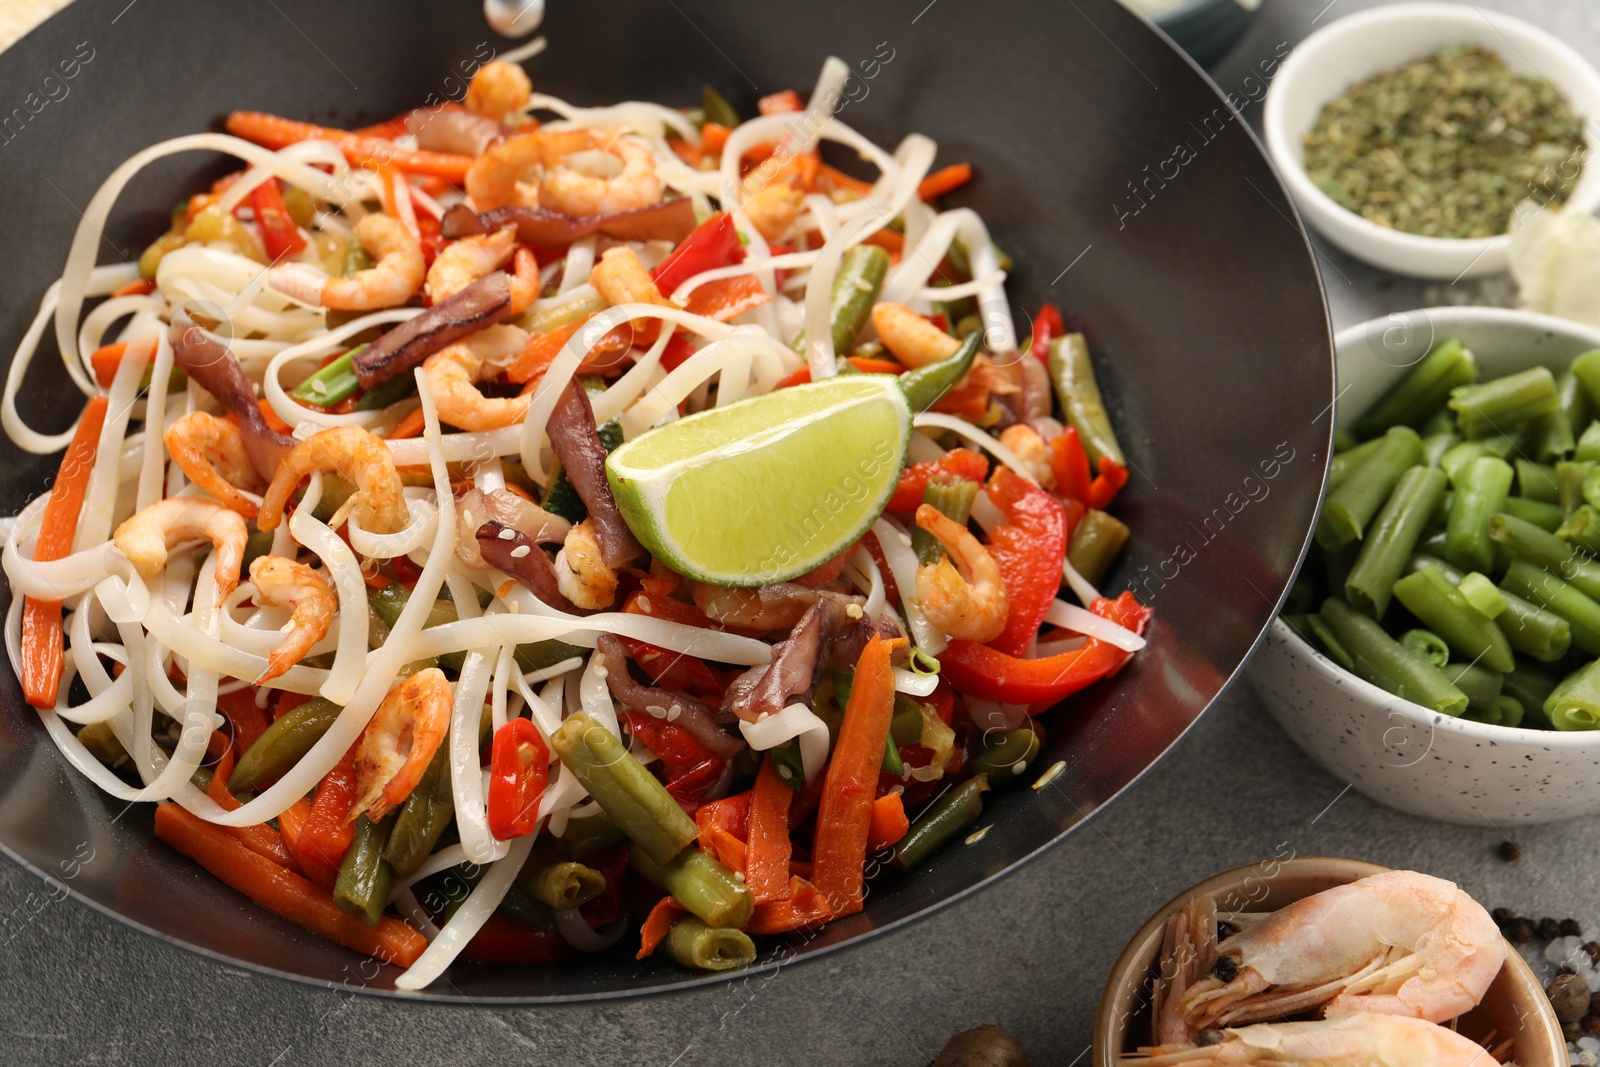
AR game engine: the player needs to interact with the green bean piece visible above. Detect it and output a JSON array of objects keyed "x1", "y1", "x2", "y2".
[
  {"x1": 1568, "y1": 350, "x2": 1600, "y2": 408},
  {"x1": 1465, "y1": 694, "x2": 1525, "y2": 728},
  {"x1": 700, "y1": 85, "x2": 740, "y2": 128},
  {"x1": 242, "y1": 527, "x2": 274, "y2": 570},
  {"x1": 497, "y1": 883, "x2": 557, "y2": 930},
  {"x1": 1443, "y1": 661, "x2": 1504, "y2": 709},
  {"x1": 368, "y1": 584, "x2": 581, "y2": 675},
  {"x1": 76, "y1": 720, "x2": 127, "y2": 767},
  {"x1": 1318, "y1": 597, "x2": 1469, "y2": 715},
  {"x1": 334, "y1": 814, "x2": 396, "y2": 926},
  {"x1": 1561, "y1": 370, "x2": 1590, "y2": 428},
  {"x1": 1488, "y1": 512, "x2": 1600, "y2": 602},
  {"x1": 1559, "y1": 505, "x2": 1600, "y2": 554},
  {"x1": 560, "y1": 809, "x2": 627, "y2": 858},
  {"x1": 891, "y1": 774, "x2": 990, "y2": 870},
  {"x1": 1335, "y1": 428, "x2": 1360, "y2": 452},
  {"x1": 829, "y1": 244, "x2": 891, "y2": 354},
  {"x1": 1504, "y1": 661, "x2": 1558, "y2": 727},
  {"x1": 552, "y1": 713, "x2": 699, "y2": 864},
  {"x1": 1316, "y1": 427, "x2": 1424, "y2": 551},
  {"x1": 381, "y1": 746, "x2": 454, "y2": 879},
  {"x1": 1067, "y1": 509, "x2": 1130, "y2": 586},
  {"x1": 1443, "y1": 456, "x2": 1512, "y2": 573},
  {"x1": 1439, "y1": 440, "x2": 1493, "y2": 484},
  {"x1": 352, "y1": 367, "x2": 418, "y2": 412},
  {"x1": 290, "y1": 348, "x2": 364, "y2": 406},
  {"x1": 1285, "y1": 574, "x2": 1317, "y2": 615},
  {"x1": 1515, "y1": 459, "x2": 1561, "y2": 504},
  {"x1": 1345, "y1": 465, "x2": 1448, "y2": 619},
  {"x1": 310, "y1": 473, "x2": 358, "y2": 525},
  {"x1": 899, "y1": 331, "x2": 980, "y2": 413},
  {"x1": 627, "y1": 842, "x2": 753, "y2": 929},
  {"x1": 1533, "y1": 411, "x2": 1576, "y2": 463},
  {"x1": 1458, "y1": 572, "x2": 1507, "y2": 618},
  {"x1": 1047, "y1": 334, "x2": 1125, "y2": 466},
  {"x1": 228, "y1": 698, "x2": 341, "y2": 793},
  {"x1": 1302, "y1": 612, "x2": 1355, "y2": 670},
  {"x1": 1449, "y1": 367, "x2": 1560, "y2": 438},
  {"x1": 1503, "y1": 495, "x2": 1564, "y2": 532},
  {"x1": 1501, "y1": 559, "x2": 1600, "y2": 657},
  {"x1": 1399, "y1": 629, "x2": 1450, "y2": 669},
  {"x1": 665, "y1": 915, "x2": 757, "y2": 972},
  {"x1": 1559, "y1": 461, "x2": 1597, "y2": 518},
  {"x1": 1421, "y1": 431, "x2": 1461, "y2": 468},
  {"x1": 968, "y1": 728, "x2": 1041, "y2": 787},
  {"x1": 1354, "y1": 338, "x2": 1477, "y2": 439},
  {"x1": 1417, "y1": 406, "x2": 1456, "y2": 438},
  {"x1": 1392, "y1": 568, "x2": 1514, "y2": 672},
  {"x1": 1578, "y1": 421, "x2": 1600, "y2": 463},
  {"x1": 516, "y1": 838, "x2": 606, "y2": 910},
  {"x1": 1545, "y1": 658, "x2": 1600, "y2": 730},
  {"x1": 911, "y1": 475, "x2": 980, "y2": 564},
  {"x1": 1327, "y1": 436, "x2": 1385, "y2": 490},
  {"x1": 890, "y1": 695, "x2": 927, "y2": 748}
]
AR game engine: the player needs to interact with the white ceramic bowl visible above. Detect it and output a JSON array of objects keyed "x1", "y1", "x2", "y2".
[
  {"x1": 1262, "y1": 3, "x2": 1600, "y2": 280},
  {"x1": 1251, "y1": 306, "x2": 1600, "y2": 825}
]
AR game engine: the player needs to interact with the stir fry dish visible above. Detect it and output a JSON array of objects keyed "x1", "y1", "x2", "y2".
[{"x1": 0, "y1": 55, "x2": 1148, "y2": 987}]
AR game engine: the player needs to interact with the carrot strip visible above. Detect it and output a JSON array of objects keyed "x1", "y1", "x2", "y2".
[
  {"x1": 758, "y1": 89, "x2": 804, "y2": 115},
  {"x1": 819, "y1": 164, "x2": 875, "y2": 197},
  {"x1": 681, "y1": 275, "x2": 771, "y2": 323},
  {"x1": 386, "y1": 405, "x2": 427, "y2": 440},
  {"x1": 917, "y1": 163, "x2": 973, "y2": 201},
  {"x1": 154, "y1": 803, "x2": 424, "y2": 964},
  {"x1": 21, "y1": 396, "x2": 107, "y2": 708},
  {"x1": 701, "y1": 122, "x2": 732, "y2": 155},
  {"x1": 695, "y1": 791, "x2": 751, "y2": 841},
  {"x1": 745, "y1": 876, "x2": 833, "y2": 935},
  {"x1": 846, "y1": 357, "x2": 904, "y2": 375},
  {"x1": 278, "y1": 798, "x2": 339, "y2": 890},
  {"x1": 745, "y1": 757, "x2": 794, "y2": 904},
  {"x1": 258, "y1": 398, "x2": 293, "y2": 434},
  {"x1": 225, "y1": 111, "x2": 474, "y2": 181},
  {"x1": 111, "y1": 279, "x2": 157, "y2": 298},
  {"x1": 699, "y1": 826, "x2": 747, "y2": 873},
  {"x1": 88, "y1": 343, "x2": 126, "y2": 389},
  {"x1": 865, "y1": 791, "x2": 910, "y2": 854},
  {"x1": 507, "y1": 316, "x2": 592, "y2": 384},
  {"x1": 636, "y1": 895, "x2": 688, "y2": 959},
  {"x1": 810, "y1": 634, "x2": 895, "y2": 916}
]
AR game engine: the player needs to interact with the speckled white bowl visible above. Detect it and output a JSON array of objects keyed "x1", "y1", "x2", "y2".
[{"x1": 1251, "y1": 306, "x2": 1600, "y2": 825}]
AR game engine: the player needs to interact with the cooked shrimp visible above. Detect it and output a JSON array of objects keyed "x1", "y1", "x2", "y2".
[
  {"x1": 113, "y1": 497, "x2": 248, "y2": 596},
  {"x1": 998, "y1": 423, "x2": 1057, "y2": 490},
  {"x1": 1121, "y1": 1012, "x2": 1497, "y2": 1067},
  {"x1": 537, "y1": 128, "x2": 662, "y2": 215},
  {"x1": 257, "y1": 425, "x2": 409, "y2": 535},
  {"x1": 555, "y1": 519, "x2": 617, "y2": 610},
  {"x1": 872, "y1": 302, "x2": 963, "y2": 368},
  {"x1": 590, "y1": 245, "x2": 670, "y2": 308},
  {"x1": 462, "y1": 60, "x2": 531, "y2": 122},
  {"x1": 163, "y1": 411, "x2": 264, "y2": 519},
  {"x1": 423, "y1": 324, "x2": 533, "y2": 431},
  {"x1": 691, "y1": 581, "x2": 816, "y2": 630},
  {"x1": 466, "y1": 130, "x2": 544, "y2": 210},
  {"x1": 740, "y1": 179, "x2": 803, "y2": 242},
  {"x1": 1180, "y1": 870, "x2": 1504, "y2": 1030},
  {"x1": 425, "y1": 226, "x2": 539, "y2": 312},
  {"x1": 349, "y1": 668, "x2": 452, "y2": 823},
  {"x1": 247, "y1": 555, "x2": 335, "y2": 684},
  {"x1": 913, "y1": 503, "x2": 1008, "y2": 643},
  {"x1": 454, "y1": 487, "x2": 571, "y2": 569},
  {"x1": 270, "y1": 214, "x2": 424, "y2": 310}
]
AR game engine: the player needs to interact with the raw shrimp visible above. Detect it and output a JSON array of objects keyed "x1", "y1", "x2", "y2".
[
  {"x1": 349, "y1": 668, "x2": 452, "y2": 823},
  {"x1": 248, "y1": 555, "x2": 336, "y2": 684},
  {"x1": 425, "y1": 226, "x2": 539, "y2": 312},
  {"x1": 998, "y1": 423, "x2": 1057, "y2": 490},
  {"x1": 270, "y1": 214, "x2": 424, "y2": 310},
  {"x1": 1122, "y1": 1012, "x2": 1499, "y2": 1066},
  {"x1": 872, "y1": 302, "x2": 962, "y2": 368},
  {"x1": 257, "y1": 425, "x2": 409, "y2": 535},
  {"x1": 536, "y1": 128, "x2": 662, "y2": 216},
  {"x1": 1180, "y1": 870, "x2": 1504, "y2": 1029},
  {"x1": 590, "y1": 245, "x2": 670, "y2": 308},
  {"x1": 163, "y1": 411, "x2": 264, "y2": 519},
  {"x1": 462, "y1": 60, "x2": 531, "y2": 122},
  {"x1": 1151, "y1": 894, "x2": 1220, "y2": 1049},
  {"x1": 113, "y1": 497, "x2": 248, "y2": 596},
  {"x1": 422, "y1": 324, "x2": 533, "y2": 431},
  {"x1": 691, "y1": 581, "x2": 816, "y2": 630},
  {"x1": 914, "y1": 503, "x2": 1009, "y2": 643},
  {"x1": 554, "y1": 519, "x2": 617, "y2": 610}
]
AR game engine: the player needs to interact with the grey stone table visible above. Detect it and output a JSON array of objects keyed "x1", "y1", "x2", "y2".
[{"x1": 4, "y1": 1, "x2": 1599, "y2": 1064}]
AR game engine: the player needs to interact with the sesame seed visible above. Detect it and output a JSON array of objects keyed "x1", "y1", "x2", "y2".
[
  {"x1": 667, "y1": 704, "x2": 681, "y2": 722},
  {"x1": 1011, "y1": 760, "x2": 1028, "y2": 776},
  {"x1": 845, "y1": 603, "x2": 864, "y2": 619},
  {"x1": 637, "y1": 595, "x2": 652, "y2": 613},
  {"x1": 964, "y1": 825, "x2": 992, "y2": 846},
  {"x1": 497, "y1": 527, "x2": 517, "y2": 541},
  {"x1": 510, "y1": 544, "x2": 531, "y2": 558},
  {"x1": 1032, "y1": 760, "x2": 1067, "y2": 791}
]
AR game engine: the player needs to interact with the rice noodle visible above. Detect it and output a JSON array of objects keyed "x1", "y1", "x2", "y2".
[
  {"x1": 393, "y1": 834, "x2": 534, "y2": 991},
  {"x1": 1044, "y1": 599, "x2": 1145, "y2": 651},
  {"x1": 871, "y1": 517, "x2": 946, "y2": 655}
]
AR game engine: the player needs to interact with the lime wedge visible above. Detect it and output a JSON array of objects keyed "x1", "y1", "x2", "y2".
[{"x1": 606, "y1": 375, "x2": 911, "y2": 586}]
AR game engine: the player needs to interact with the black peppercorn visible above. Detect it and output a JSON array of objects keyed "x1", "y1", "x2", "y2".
[
  {"x1": 1506, "y1": 918, "x2": 1537, "y2": 942},
  {"x1": 1499, "y1": 841, "x2": 1522, "y2": 861},
  {"x1": 1548, "y1": 972, "x2": 1591, "y2": 1024},
  {"x1": 1491, "y1": 906, "x2": 1517, "y2": 926},
  {"x1": 1583, "y1": 1014, "x2": 1600, "y2": 1034},
  {"x1": 1562, "y1": 918, "x2": 1583, "y2": 937},
  {"x1": 1539, "y1": 917, "x2": 1562, "y2": 941}
]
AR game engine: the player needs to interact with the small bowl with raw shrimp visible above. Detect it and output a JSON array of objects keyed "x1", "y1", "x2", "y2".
[{"x1": 1092, "y1": 857, "x2": 1565, "y2": 1067}]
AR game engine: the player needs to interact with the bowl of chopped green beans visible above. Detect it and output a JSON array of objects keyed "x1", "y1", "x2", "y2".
[
  {"x1": 1261, "y1": 3, "x2": 1600, "y2": 280},
  {"x1": 1251, "y1": 305, "x2": 1600, "y2": 825}
]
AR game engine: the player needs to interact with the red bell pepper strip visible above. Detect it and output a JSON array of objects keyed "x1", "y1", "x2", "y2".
[
  {"x1": 939, "y1": 592, "x2": 1151, "y2": 704},
  {"x1": 299, "y1": 746, "x2": 359, "y2": 870},
  {"x1": 621, "y1": 638, "x2": 729, "y2": 701},
  {"x1": 1087, "y1": 457, "x2": 1130, "y2": 510},
  {"x1": 1030, "y1": 302, "x2": 1064, "y2": 363},
  {"x1": 1050, "y1": 427, "x2": 1093, "y2": 504},
  {"x1": 758, "y1": 89, "x2": 804, "y2": 114},
  {"x1": 887, "y1": 448, "x2": 990, "y2": 511},
  {"x1": 461, "y1": 913, "x2": 577, "y2": 964},
  {"x1": 623, "y1": 711, "x2": 717, "y2": 783},
  {"x1": 249, "y1": 177, "x2": 307, "y2": 261},
  {"x1": 864, "y1": 791, "x2": 910, "y2": 853},
  {"x1": 636, "y1": 895, "x2": 689, "y2": 959},
  {"x1": 664, "y1": 757, "x2": 726, "y2": 814},
  {"x1": 983, "y1": 469, "x2": 1070, "y2": 657},
  {"x1": 651, "y1": 212, "x2": 740, "y2": 296},
  {"x1": 487, "y1": 718, "x2": 549, "y2": 840},
  {"x1": 278, "y1": 797, "x2": 340, "y2": 889},
  {"x1": 215, "y1": 685, "x2": 271, "y2": 757},
  {"x1": 695, "y1": 791, "x2": 751, "y2": 841},
  {"x1": 681, "y1": 274, "x2": 770, "y2": 322}
]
